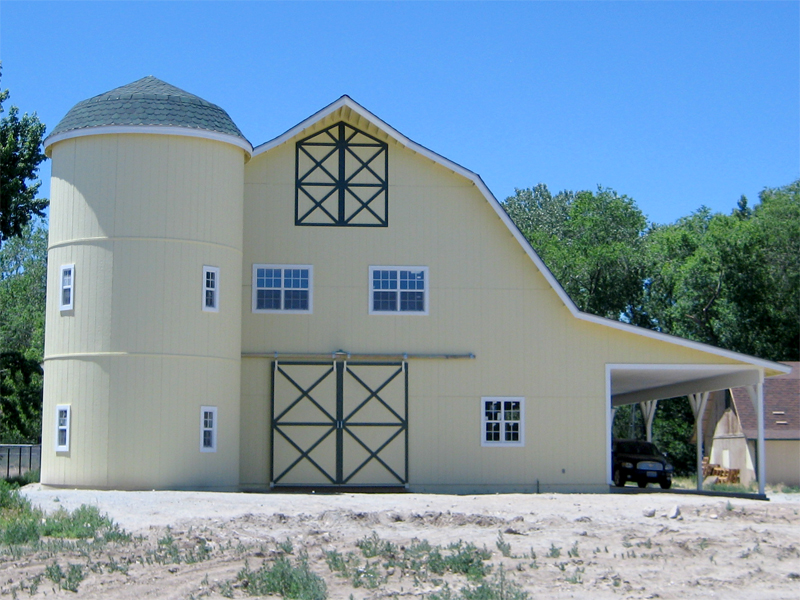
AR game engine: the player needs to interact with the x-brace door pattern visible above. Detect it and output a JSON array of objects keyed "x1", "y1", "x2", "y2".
[{"x1": 271, "y1": 360, "x2": 407, "y2": 487}]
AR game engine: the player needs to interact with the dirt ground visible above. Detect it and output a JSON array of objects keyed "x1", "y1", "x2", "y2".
[{"x1": 3, "y1": 485, "x2": 799, "y2": 599}]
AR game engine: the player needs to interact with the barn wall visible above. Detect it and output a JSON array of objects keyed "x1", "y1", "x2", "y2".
[
  {"x1": 766, "y1": 440, "x2": 800, "y2": 487},
  {"x1": 239, "y1": 114, "x2": 748, "y2": 493},
  {"x1": 42, "y1": 134, "x2": 244, "y2": 490}
]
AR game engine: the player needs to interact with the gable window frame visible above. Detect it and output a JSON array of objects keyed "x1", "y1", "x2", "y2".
[
  {"x1": 481, "y1": 397, "x2": 525, "y2": 447},
  {"x1": 60, "y1": 264, "x2": 75, "y2": 311},
  {"x1": 295, "y1": 121, "x2": 389, "y2": 227},
  {"x1": 369, "y1": 266, "x2": 429, "y2": 315},
  {"x1": 56, "y1": 404, "x2": 71, "y2": 452},
  {"x1": 252, "y1": 264, "x2": 313, "y2": 314},
  {"x1": 200, "y1": 406, "x2": 217, "y2": 452},
  {"x1": 202, "y1": 266, "x2": 220, "y2": 312}
]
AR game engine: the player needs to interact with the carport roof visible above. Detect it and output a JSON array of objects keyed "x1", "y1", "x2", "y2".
[{"x1": 610, "y1": 364, "x2": 773, "y2": 407}]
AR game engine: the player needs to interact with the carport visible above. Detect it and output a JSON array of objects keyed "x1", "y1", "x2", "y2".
[{"x1": 606, "y1": 360, "x2": 791, "y2": 496}]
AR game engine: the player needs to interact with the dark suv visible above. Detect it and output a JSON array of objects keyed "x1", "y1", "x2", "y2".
[{"x1": 612, "y1": 439, "x2": 674, "y2": 489}]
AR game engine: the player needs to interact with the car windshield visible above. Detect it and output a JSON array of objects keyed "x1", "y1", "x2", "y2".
[{"x1": 616, "y1": 441, "x2": 661, "y2": 456}]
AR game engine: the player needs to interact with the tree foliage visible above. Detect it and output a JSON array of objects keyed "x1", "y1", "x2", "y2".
[
  {"x1": 643, "y1": 181, "x2": 799, "y2": 361},
  {"x1": 0, "y1": 63, "x2": 48, "y2": 247},
  {"x1": 0, "y1": 224, "x2": 47, "y2": 442}
]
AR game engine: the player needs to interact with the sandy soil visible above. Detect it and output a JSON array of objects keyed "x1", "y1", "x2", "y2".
[{"x1": 2, "y1": 486, "x2": 798, "y2": 599}]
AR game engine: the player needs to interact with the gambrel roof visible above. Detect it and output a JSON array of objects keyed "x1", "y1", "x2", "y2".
[{"x1": 253, "y1": 95, "x2": 789, "y2": 385}]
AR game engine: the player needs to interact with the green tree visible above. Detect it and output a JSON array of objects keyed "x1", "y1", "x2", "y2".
[
  {"x1": 0, "y1": 64, "x2": 48, "y2": 246},
  {"x1": 0, "y1": 223, "x2": 47, "y2": 442},
  {"x1": 643, "y1": 180, "x2": 799, "y2": 361},
  {"x1": 504, "y1": 184, "x2": 648, "y2": 322}
]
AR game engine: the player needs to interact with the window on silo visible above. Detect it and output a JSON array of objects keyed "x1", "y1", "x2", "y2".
[
  {"x1": 60, "y1": 264, "x2": 75, "y2": 311},
  {"x1": 200, "y1": 406, "x2": 217, "y2": 452},
  {"x1": 202, "y1": 266, "x2": 219, "y2": 312},
  {"x1": 56, "y1": 405, "x2": 71, "y2": 452}
]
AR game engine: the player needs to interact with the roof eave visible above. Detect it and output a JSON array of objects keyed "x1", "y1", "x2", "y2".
[{"x1": 44, "y1": 124, "x2": 253, "y2": 159}]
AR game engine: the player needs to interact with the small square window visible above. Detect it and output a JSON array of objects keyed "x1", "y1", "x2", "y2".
[
  {"x1": 202, "y1": 266, "x2": 219, "y2": 312},
  {"x1": 369, "y1": 267, "x2": 428, "y2": 315},
  {"x1": 60, "y1": 264, "x2": 75, "y2": 311},
  {"x1": 252, "y1": 265, "x2": 313, "y2": 314},
  {"x1": 200, "y1": 406, "x2": 217, "y2": 452},
  {"x1": 56, "y1": 404, "x2": 71, "y2": 452},
  {"x1": 481, "y1": 397, "x2": 524, "y2": 447}
]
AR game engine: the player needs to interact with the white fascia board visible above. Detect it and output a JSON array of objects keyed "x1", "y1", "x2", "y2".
[
  {"x1": 252, "y1": 96, "x2": 791, "y2": 376},
  {"x1": 44, "y1": 125, "x2": 253, "y2": 158}
]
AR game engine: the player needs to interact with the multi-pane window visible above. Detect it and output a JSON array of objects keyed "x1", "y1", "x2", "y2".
[
  {"x1": 60, "y1": 264, "x2": 75, "y2": 311},
  {"x1": 202, "y1": 266, "x2": 219, "y2": 312},
  {"x1": 481, "y1": 397, "x2": 524, "y2": 447},
  {"x1": 252, "y1": 265, "x2": 313, "y2": 313},
  {"x1": 56, "y1": 404, "x2": 71, "y2": 452},
  {"x1": 200, "y1": 406, "x2": 217, "y2": 452},
  {"x1": 369, "y1": 267, "x2": 428, "y2": 314}
]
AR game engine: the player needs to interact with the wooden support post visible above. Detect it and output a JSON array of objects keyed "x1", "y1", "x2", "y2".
[
  {"x1": 688, "y1": 392, "x2": 709, "y2": 491},
  {"x1": 639, "y1": 400, "x2": 658, "y2": 442}
]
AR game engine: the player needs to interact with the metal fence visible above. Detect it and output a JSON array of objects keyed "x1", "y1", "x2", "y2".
[{"x1": 0, "y1": 444, "x2": 41, "y2": 480}]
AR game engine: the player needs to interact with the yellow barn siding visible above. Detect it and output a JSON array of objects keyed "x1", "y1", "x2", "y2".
[{"x1": 238, "y1": 114, "x2": 765, "y2": 493}]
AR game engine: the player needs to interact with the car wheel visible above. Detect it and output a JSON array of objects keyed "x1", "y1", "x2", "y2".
[
  {"x1": 613, "y1": 469, "x2": 624, "y2": 487},
  {"x1": 637, "y1": 480, "x2": 647, "y2": 488},
  {"x1": 660, "y1": 480, "x2": 672, "y2": 490}
]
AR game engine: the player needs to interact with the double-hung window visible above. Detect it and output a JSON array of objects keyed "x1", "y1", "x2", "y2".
[
  {"x1": 200, "y1": 406, "x2": 217, "y2": 452},
  {"x1": 369, "y1": 266, "x2": 428, "y2": 315},
  {"x1": 481, "y1": 397, "x2": 524, "y2": 447},
  {"x1": 252, "y1": 265, "x2": 313, "y2": 313},
  {"x1": 56, "y1": 404, "x2": 71, "y2": 452},
  {"x1": 60, "y1": 264, "x2": 75, "y2": 311},
  {"x1": 202, "y1": 266, "x2": 219, "y2": 312}
]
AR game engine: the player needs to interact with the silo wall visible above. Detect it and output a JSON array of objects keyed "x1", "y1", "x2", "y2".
[{"x1": 42, "y1": 133, "x2": 244, "y2": 489}]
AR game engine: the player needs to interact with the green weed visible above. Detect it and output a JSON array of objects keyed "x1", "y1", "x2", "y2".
[
  {"x1": 546, "y1": 543, "x2": 561, "y2": 558},
  {"x1": 496, "y1": 532, "x2": 512, "y2": 557},
  {"x1": 357, "y1": 531, "x2": 397, "y2": 559},
  {"x1": 236, "y1": 554, "x2": 327, "y2": 600},
  {"x1": 566, "y1": 566, "x2": 585, "y2": 584}
]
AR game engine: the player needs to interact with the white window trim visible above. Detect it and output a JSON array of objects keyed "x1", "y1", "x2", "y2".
[
  {"x1": 252, "y1": 264, "x2": 314, "y2": 314},
  {"x1": 200, "y1": 406, "x2": 218, "y2": 452},
  {"x1": 481, "y1": 397, "x2": 525, "y2": 447},
  {"x1": 202, "y1": 266, "x2": 220, "y2": 313},
  {"x1": 368, "y1": 266, "x2": 429, "y2": 315},
  {"x1": 59, "y1": 264, "x2": 75, "y2": 311},
  {"x1": 55, "y1": 404, "x2": 71, "y2": 452}
]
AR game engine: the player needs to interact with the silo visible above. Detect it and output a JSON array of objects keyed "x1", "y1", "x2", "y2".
[{"x1": 41, "y1": 77, "x2": 251, "y2": 489}]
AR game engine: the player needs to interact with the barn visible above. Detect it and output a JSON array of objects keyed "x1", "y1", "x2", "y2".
[{"x1": 40, "y1": 77, "x2": 789, "y2": 494}]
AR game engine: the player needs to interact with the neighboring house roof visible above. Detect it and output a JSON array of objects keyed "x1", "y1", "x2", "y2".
[
  {"x1": 44, "y1": 76, "x2": 251, "y2": 155},
  {"x1": 732, "y1": 362, "x2": 800, "y2": 440}
]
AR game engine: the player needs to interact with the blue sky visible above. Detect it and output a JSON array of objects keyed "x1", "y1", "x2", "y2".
[{"x1": 3, "y1": 1, "x2": 798, "y2": 225}]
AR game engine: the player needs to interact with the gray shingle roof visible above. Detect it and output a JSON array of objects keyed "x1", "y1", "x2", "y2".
[{"x1": 48, "y1": 76, "x2": 247, "y2": 142}]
